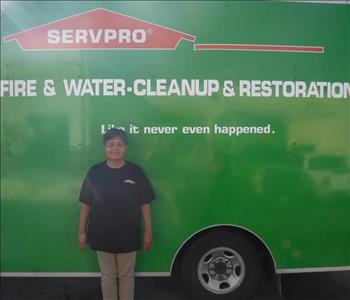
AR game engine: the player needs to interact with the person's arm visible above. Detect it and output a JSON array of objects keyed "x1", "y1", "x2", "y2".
[
  {"x1": 142, "y1": 203, "x2": 153, "y2": 252},
  {"x1": 78, "y1": 203, "x2": 91, "y2": 249}
]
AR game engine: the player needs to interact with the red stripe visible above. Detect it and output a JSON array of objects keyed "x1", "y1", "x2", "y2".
[{"x1": 195, "y1": 44, "x2": 324, "y2": 53}]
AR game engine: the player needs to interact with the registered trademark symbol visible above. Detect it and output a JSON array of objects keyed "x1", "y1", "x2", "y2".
[{"x1": 147, "y1": 28, "x2": 153, "y2": 35}]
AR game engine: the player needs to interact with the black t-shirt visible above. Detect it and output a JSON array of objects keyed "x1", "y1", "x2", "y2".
[{"x1": 79, "y1": 160, "x2": 155, "y2": 253}]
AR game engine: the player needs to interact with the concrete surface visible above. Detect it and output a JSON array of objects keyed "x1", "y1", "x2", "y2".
[{"x1": 1, "y1": 271, "x2": 350, "y2": 300}]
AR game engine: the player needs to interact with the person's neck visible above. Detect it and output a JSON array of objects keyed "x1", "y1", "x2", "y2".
[{"x1": 106, "y1": 159, "x2": 125, "y2": 169}]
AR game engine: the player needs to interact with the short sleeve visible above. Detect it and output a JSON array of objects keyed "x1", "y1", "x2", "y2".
[
  {"x1": 138, "y1": 168, "x2": 156, "y2": 205},
  {"x1": 79, "y1": 170, "x2": 94, "y2": 205}
]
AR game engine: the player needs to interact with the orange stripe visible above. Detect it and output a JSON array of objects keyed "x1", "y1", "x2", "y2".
[{"x1": 195, "y1": 44, "x2": 324, "y2": 53}]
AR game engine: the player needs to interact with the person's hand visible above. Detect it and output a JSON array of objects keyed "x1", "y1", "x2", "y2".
[
  {"x1": 144, "y1": 230, "x2": 153, "y2": 252},
  {"x1": 78, "y1": 232, "x2": 87, "y2": 249}
]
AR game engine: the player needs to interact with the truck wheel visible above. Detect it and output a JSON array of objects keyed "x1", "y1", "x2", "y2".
[{"x1": 181, "y1": 231, "x2": 262, "y2": 300}]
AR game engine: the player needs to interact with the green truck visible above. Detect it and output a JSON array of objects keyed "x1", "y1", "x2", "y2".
[{"x1": 1, "y1": 1, "x2": 349, "y2": 299}]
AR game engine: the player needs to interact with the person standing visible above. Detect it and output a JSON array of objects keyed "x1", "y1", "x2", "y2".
[{"x1": 78, "y1": 128, "x2": 155, "y2": 300}]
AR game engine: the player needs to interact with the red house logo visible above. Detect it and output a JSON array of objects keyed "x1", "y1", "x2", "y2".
[
  {"x1": 3, "y1": 8, "x2": 196, "y2": 50},
  {"x1": 3, "y1": 7, "x2": 323, "y2": 54}
]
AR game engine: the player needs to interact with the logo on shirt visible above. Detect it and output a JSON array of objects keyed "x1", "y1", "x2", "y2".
[{"x1": 123, "y1": 179, "x2": 136, "y2": 184}]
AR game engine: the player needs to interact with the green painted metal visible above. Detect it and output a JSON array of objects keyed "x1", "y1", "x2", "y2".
[{"x1": 1, "y1": 1, "x2": 349, "y2": 274}]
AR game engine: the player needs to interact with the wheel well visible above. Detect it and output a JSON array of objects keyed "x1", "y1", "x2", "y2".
[{"x1": 171, "y1": 225, "x2": 276, "y2": 281}]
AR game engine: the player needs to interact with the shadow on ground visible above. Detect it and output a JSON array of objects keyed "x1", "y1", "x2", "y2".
[
  {"x1": 282, "y1": 271, "x2": 350, "y2": 300},
  {"x1": 1, "y1": 271, "x2": 349, "y2": 300}
]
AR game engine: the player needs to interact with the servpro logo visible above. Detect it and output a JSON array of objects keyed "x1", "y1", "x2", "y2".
[
  {"x1": 3, "y1": 8, "x2": 196, "y2": 50},
  {"x1": 3, "y1": 7, "x2": 323, "y2": 54},
  {"x1": 47, "y1": 29, "x2": 147, "y2": 45},
  {"x1": 47, "y1": 29, "x2": 147, "y2": 44}
]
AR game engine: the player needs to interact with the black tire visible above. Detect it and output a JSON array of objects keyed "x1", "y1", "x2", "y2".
[{"x1": 181, "y1": 231, "x2": 262, "y2": 300}]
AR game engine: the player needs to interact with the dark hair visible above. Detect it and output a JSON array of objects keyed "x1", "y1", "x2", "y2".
[{"x1": 103, "y1": 128, "x2": 128, "y2": 145}]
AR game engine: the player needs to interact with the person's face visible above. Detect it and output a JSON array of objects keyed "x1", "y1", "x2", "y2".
[{"x1": 105, "y1": 137, "x2": 127, "y2": 161}]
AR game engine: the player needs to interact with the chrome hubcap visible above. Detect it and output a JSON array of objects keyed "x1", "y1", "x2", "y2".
[{"x1": 197, "y1": 247, "x2": 246, "y2": 294}]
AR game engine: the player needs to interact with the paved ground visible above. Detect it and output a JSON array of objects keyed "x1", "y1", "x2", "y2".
[{"x1": 1, "y1": 271, "x2": 350, "y2": 300}]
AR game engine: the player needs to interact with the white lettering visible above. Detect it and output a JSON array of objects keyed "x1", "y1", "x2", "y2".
[
  {"x1": 295, "y1": 81, "x2": 307, "y2": 98},
  {"x1": 306, "y1": 82, "x2": 319, "y2": 98},
  {"x1": 47, "y1": 29, "x2": 147, "y2": 44},
  {"x1": 283, "y1": 81, "x2": 295, "y2": 98},
  {"x1": 331, "y1": 82, "x2": 343, "y2": 99},
  {"x1": 62, "y1": 29, "x2": 74, "y2": 43},
  {"x1": 48, "y1": 30, "x2": 60, "y2": 44},
  {"x1": 239, "y1": 80, "x2": 251, "y2": 96},
  {"x1": 90, "y1": 29, "x2": 103, "y2": 43},
  {"x1": 63, "y1": 79, "x2": 126, "y2": 96},
  {"x1": 251, "y1": 80, "x2": 261, "y2": 97},
  {"x1": 182, "y1": 126, "x2": 210, "y2": 134},
  {"x1": 75, "y1": 29, "x2": 88, "y2": 43},
  {"x1": 134, "y1": 79, "x2": 146, "y2": 96},
  {"x1": 103, "y1": 29, "x2": 117, "y2": 43},
  {"x1": 144, "y1": 126, "x2": 178, "y2": 134},
  {"x1": 261, "y1": 81, "x2": 272, "y2": 97},
  {"x1": 0, "y1": 80, "x2": 37, "y2": 97},
  {"x1": 118, "y1": 29, "x2": 131, "y2": 43},
  {"x1": 271, "y1": 81, "x2": 283, "y2": 97},
  {"x1": 133, "y1": 29, "x2": 146, "y2": 43}
]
